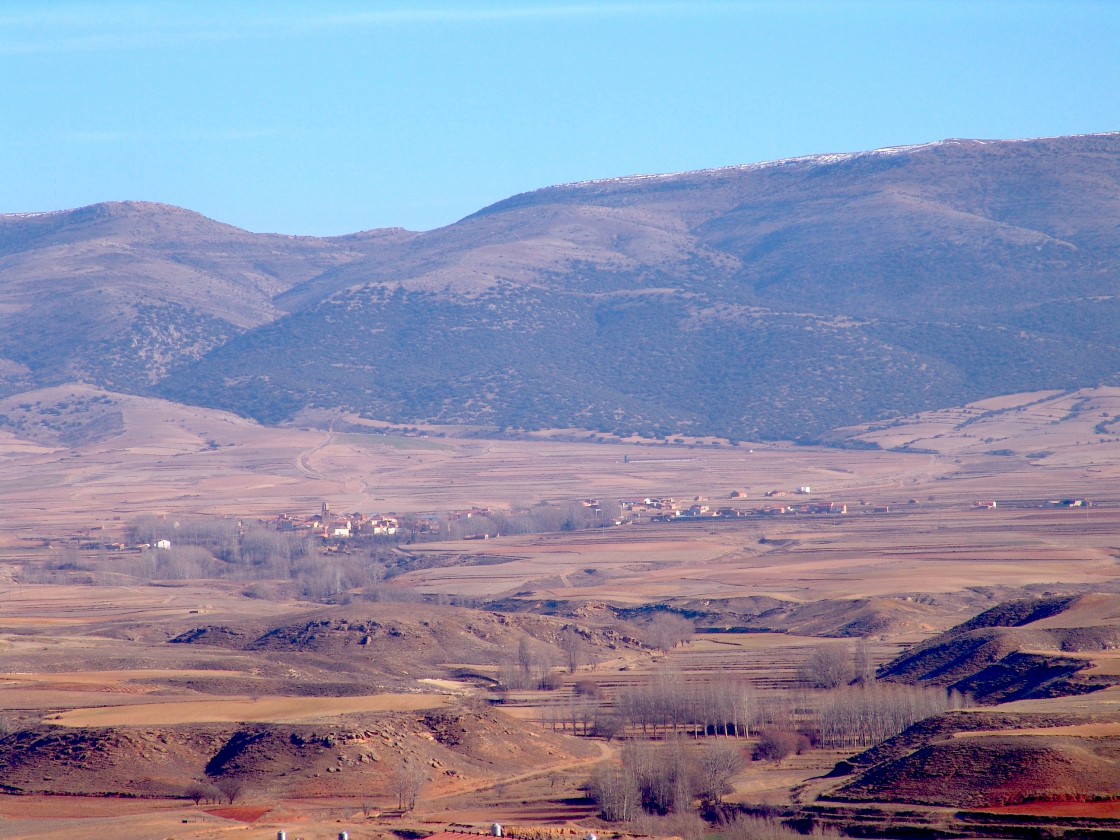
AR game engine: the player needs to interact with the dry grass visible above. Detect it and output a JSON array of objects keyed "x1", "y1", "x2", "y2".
[
  {"x1": 392, "y1": 503, "x2": 1120, "y2": 603},
  {"x1": 0, "y1": 385, "x2": 950, "y2": 543},
  {"x1": 0, "y1": 386, "x2": 1119, "y2": 834},
  {"x1": 45, "y1": 693, "x2": 446, "y2": 727}
]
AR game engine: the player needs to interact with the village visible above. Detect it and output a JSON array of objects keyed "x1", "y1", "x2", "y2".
[
  {"x1": 259, "y1": 489, "x2": 853, "y2": 549},
  {"x1": 38, "y1": 488, "x2": 1094, "y2": 557}
]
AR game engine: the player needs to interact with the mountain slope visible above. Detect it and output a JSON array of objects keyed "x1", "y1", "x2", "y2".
[
  {"x1": 0, "y1": 202, "x2": 411, "y2": 394},
  {"x1": 5, "y1": 133, "x2": 1120, "y2": 439},
  {"x1": 162, "y1": 133, "x2": 1120, "y2": 438}
]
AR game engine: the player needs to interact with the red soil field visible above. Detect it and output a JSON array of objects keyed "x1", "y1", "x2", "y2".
[
  {"x1": 204, "y1": 805, "x2": 271, "y2": 822},
  {"x1": 981, "y1": 801, "x2": 1120, "y2": 818}
]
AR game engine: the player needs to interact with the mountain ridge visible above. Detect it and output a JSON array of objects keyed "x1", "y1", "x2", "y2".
[{"x1": 4, "y1": 132, "x2": 1120, "y2": 440}]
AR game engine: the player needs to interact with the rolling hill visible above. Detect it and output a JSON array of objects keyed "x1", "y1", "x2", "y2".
[
  {"x1": 828, "y1": 710, "x2": 1120, "y2": 808},
  {"x1": 4, "y1": 133, "x2": 1120, "y2": 439},
  {"x1": 0, "y1": 202, "x2": 409, "y2": 395},
  {"x1": 0, "y1": 708, "x2": 596, "y2": 800},
  {"x1": 879, "y1": 594, "x2": 1120, "y2": 703}
]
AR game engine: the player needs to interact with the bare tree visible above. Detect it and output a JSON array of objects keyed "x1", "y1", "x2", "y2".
[
  {"x1": 854, "y1": 638, "x2": 876, "y2": 685},
  {"x1": 798, "y1": 644, "x2": 854, "y2": 689},
  {"x1": 565, "y1": 695, "x2": 598, "y2": 736},
  {"x1": 574, "y1": 678, "x2": 603, "y2": 698},
  {"x1": 614, "y1": 671, "x2": 751, "y2": 738},
  {"x1": 592, "y1": 711, "x2": 625, "y2": 741},
  {"x1": 815, "y1": 683, "x2": 956, "y2": 749},
  {"x1": 752, "y1": 730, "x2": 808, "y2": 765},
  {"x1": 390, "y1": 756, "x2": 427, "y2": 811},
  {"x1": 559, "y1": 626, "x2": 587, "y2": 673},
  {"x1": 587, "y1": 764, "x2": 641, "y2": 822},
  {"x1": 499, "y1": 635, "x2": 559, "y2": 690},
  {"x1": 538, "y1": 670, "x2": 563, "y2": 690},
  {"x1": 695, "y1": 743, "x2": 746, "y2": 807},
  {"x1": 517, "y1": 635, "x2": 533, "y2": 678},
  {"x1": 622, "y1": 739, "x2": 695, "y2": 815},
  {"x1": 212, "y1": 777, "x2": 244, "y2": 805},
  {"x1": 644, "y1": 613, "x2": 695, "y2": 653},
  {"x1": 185, "y1": 781, "x2": 219, "y2": 805}
]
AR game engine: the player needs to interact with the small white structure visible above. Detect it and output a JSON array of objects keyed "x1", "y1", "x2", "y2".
[
  {"x1": 371, "y1": 517, "x2": 399, "y2": 536},
  {"x1": 155, "y1": 539, "x2": 172, "y2": 550}
]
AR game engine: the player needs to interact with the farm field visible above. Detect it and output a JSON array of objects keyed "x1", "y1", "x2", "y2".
[
  {"x1": 0, "y1": 383, "x2": 1013, "y2": 542},
  {"x1": 0, "y1": 387, "x2": 1119, "y2": 838},
  {"x1": 395, "y1": 503, "x2": 1120, "y2": 603}
]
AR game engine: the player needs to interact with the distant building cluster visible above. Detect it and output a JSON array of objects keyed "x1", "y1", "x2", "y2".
[
  {"x1": 273, "y1": 501, "x2": 398, "y2": 539},
  {"x1": 619, "y1": 492, "x2": 846, "y2": 523},
  {"x1": 48, "y1": 490, "x2": 1100, "y2": 557}
]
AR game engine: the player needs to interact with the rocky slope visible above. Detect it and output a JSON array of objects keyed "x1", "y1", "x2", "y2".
[{"x1": 0, "y1": 708, "x2": 595, "y2": 800}]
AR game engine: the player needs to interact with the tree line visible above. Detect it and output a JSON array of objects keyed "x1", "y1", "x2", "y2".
[
  {"x1": 587, "y1": 739, "x2": 746, "y2": 821},
  {"x1": 549, "y1": 669, "x2": 952, "y2": 747}
]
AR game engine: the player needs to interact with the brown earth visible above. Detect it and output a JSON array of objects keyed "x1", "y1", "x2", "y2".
[
  {"x1": 0, "y1": 388, "x2": 1118, "y2": 836},
  {"x1": 820, "y1": 709, "x2": 1120, "y2": 811},
  {"x1": 978, "y1": 801, "x2": 1120, "y2": 818},
  {"x1": 0, "y1": 708, "x2": 597, "y2": 801},
  {"x1": 831, "y1": 733, "x2": 1120, "y2": 808},
  {"x1": 880, "y1": 593, "x2": 1120, "y2": 702},
  {"x1": 203, "y1": 805, "x2": 271, "y2": 822}
]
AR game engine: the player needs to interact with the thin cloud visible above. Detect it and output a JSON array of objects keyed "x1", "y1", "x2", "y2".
[
  {"x1": 63, "y1": 128, "x2": 281, "y2": 144},
  {"x1": 0, "y1": 1, "x2": 765, "y2": 55},
  {"x1": 306, "y1": 3, "x2": 745, "y2": 26},
  {"x1": 0, "y1": 25, "x2": 238, "y2": 56}
]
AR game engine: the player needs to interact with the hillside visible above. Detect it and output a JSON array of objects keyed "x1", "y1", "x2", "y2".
[
  {"x1": 495, "y1": 594, "x2": 961, "y2": 638},
  {"x1": 829, "y1": 387, "x2": 1120, "y2": 454},
  {"x1": 828, "y1": 711, "x2": 1120, "y2": 808},
  {"x1": 0, "y1": 708, "x2": 595, "y2": 800},
  {"x1": 0, "y1": 202, "x2": 409, "y2": 396},
  {"x1": 167, "y1": 602, "x2": 642, "y2": 685},
  {"x1": 4, "y1": 134, "x2": 1120, "y2": 438},
  {"x1": 879, "y1": 594, "x2": 1120, "y2": 703},
  {"x1": 150, "y1": 133, "x2": 1120, "y2": 437}
]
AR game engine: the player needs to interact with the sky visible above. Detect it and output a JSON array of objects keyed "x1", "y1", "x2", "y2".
[{"x1": 1, "y1": 1, "x2": 1117, "y2": 236}]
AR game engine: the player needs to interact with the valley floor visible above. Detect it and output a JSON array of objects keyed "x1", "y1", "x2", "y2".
[{"x1": 2, "y1": 388, "x2": 1120, "y2": 838}]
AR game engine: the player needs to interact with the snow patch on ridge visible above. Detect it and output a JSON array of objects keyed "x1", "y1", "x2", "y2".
[
  {"x1": 539, "y1": 131, "x2": 1120, "y2": 194},
  {"x1": 542, "y1": 140, "x2": 946, "y2": 192},
  {"x1": 0, "y1": 210, "x2": 66, "y2": 219}
]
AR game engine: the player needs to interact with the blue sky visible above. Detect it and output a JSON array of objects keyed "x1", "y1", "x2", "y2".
[{"x1": 1, "y1": 1, "x2": 1117, "y2": 235}]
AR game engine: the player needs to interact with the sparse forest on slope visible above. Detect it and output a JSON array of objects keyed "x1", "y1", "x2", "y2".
[
  {"x1": 0, "y1": 202, "x2": 410, "y2": 398},
  {"x1": 4, "y1": 134, "x2": 1120, "y2": 439}
]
